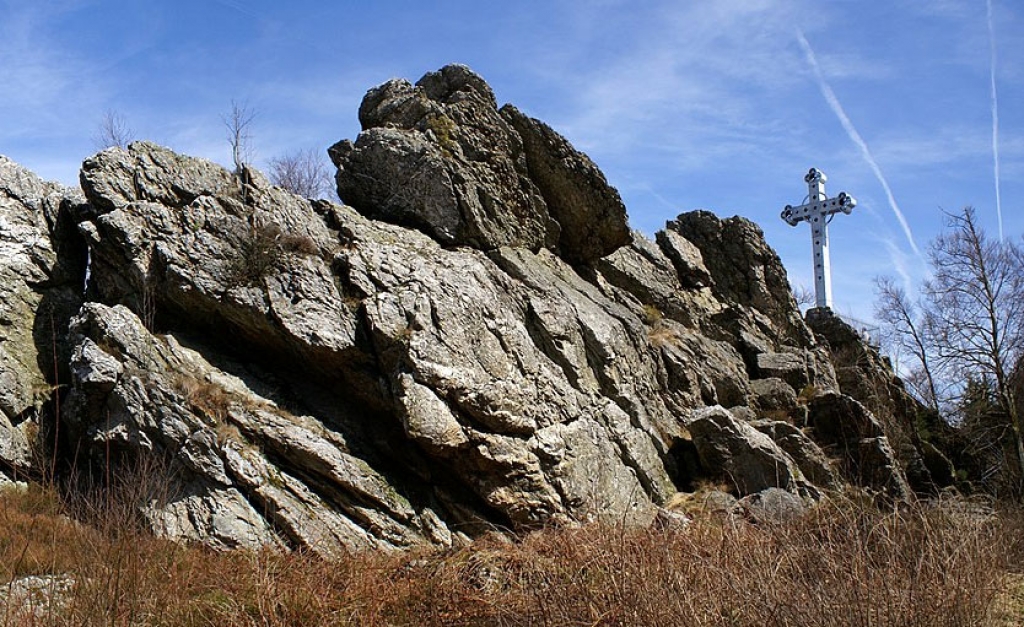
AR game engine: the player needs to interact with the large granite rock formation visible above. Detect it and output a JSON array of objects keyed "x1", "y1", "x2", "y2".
[
  {"x1": 0, "y1": 64, "x2": 939, "y2": 553},
  {"x1": 0, "y1": 157, "x2": 86, "y2": 484},
  {"x1": 329, "y1": 64, "x2": 630, "y2": 264}
]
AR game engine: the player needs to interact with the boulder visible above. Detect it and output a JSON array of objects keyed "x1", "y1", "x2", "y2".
[
  {"x1": 330, "y1": 64, "x2": 630, "y2": 263},
  {"x1": 595, "y1": 232, "x2": 715, "y2": 329},
  {"x1": 736, "y1": 487, "x2": 807, "y2": 524},
  {"x1": 750, "y1": 378, "x2": 799, "y2": 414},
  {"x1": 752, "y1": 420, "x2": 841, "y2": 490},
  {"x1": 807, "y1": 392, "x2": 911, "y2": 498},
  {"x1": 501, "y1": 105, "x2": 631, "y2": 263},
  {"x1": 754, "y1": 351, "x2": 810, "y2": 391},
  {"x1": 668, "y1": 211, "x2": 812, "y2": 346},
  {"x1": 657, "y1": 327, "x2": 751, "y2": 409},
  {"x1": 655, "y1": 227, "x2": 712, "y2": 289},
  {"x1": 686, "y1": 406, "x2": 814, "y2": 497}
]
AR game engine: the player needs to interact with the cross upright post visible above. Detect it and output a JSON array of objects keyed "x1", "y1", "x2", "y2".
[{"x1": 780, "y1": 168, "x2": 857, "y2": 311}]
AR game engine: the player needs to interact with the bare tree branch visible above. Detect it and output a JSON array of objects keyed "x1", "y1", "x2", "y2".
[
  {"x1": 268, "y1": 148, "x2": 332, "y2": 199},
  {"x1": 874, "y1": 276, "x2": 940, "y2": 411},
  {"x1": 223, "y1": 100, "x2": 256, "y2": 174},
  {"x1": 94, "y1": 109, "x2": 135, "y2": 150},
  {"x1": 878, "y1": 206, "x2": 1024, "y2": 494}
]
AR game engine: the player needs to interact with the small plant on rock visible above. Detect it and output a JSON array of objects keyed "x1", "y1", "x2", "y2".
[
  {"x1": 229, "y1": 224, "x2": 284, "y2": 286},
  {"x1": 424, "y1": 113, "x2": 458, "y2": 157}
]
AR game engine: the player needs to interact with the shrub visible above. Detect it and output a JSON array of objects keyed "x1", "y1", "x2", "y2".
[
  {"x1": 172, "y1": 373, "x2": 232, "y2": 424},
  {"x1": 229, "y1": 224, "x2": 283, "y2": 286},
  {"x1": 228, "y1": 224, "x2": 321, "y2": 286},
  {"x1": 0, "y1": 488, "x2": 1016, "y2": 626},
  {"x1": 424, "y1": 113, "x2": 457, "y2": 157},
  {"x1": 642, "y1": 303, "x2": 663, "y2": 324}
]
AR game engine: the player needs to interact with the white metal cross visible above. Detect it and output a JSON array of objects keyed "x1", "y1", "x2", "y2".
[{"x1": 780, "y1": 168, "x2": 857, "y2": 311}]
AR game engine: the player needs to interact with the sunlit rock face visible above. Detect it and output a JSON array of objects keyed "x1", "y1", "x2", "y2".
[
  {"x1": 0, "y1": 64, "x2": 941, "y2": 553},
  {"x1": 329, "y1": 64, "x2": 631, "y2": 265}
]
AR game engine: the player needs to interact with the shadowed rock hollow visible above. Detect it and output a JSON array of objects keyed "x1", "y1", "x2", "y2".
[{"x1": 0, "y1": 64, "x2": 944, "y2": 554}]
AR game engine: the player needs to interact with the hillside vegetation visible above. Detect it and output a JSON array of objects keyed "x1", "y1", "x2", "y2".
[{"x1": 1, "y1": 483, "x2": 1021, "y2": 626}]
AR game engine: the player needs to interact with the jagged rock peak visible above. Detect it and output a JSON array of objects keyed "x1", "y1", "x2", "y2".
[
  {"x1": 330, "y1": 63, "x2": 631, "y2": 264},
  {"x1": 0, "y1": 156, "x2": 87, "y2": 484}
]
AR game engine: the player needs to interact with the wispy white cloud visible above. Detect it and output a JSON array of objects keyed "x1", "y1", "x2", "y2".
[
  {"x1": 987, "y1": 0, "x2": 1003, "y2": 241},
  {"x1": 536, "y1": 3, "x2": 808, "y2": 147},
  {"x1": 212, "y1": 0, "x2": 261, "y2": 20},
  {"x1": 880, "y1": 236, "x2": 914, "y2": 294},
  {"x1": 869, "y1": 128, "x2": 991, "y2": 169},
  {"x1": 795, "y1": 29, "x2": 923, "y2": 261}
]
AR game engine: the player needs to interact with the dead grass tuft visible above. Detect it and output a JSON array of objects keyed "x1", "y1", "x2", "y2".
[
  {"x1": 0, "y1": 481, "x2": 1019, "y2": 626},
  {"x1": 172, "y1": 373, "x2": 232, "y2": 424}
]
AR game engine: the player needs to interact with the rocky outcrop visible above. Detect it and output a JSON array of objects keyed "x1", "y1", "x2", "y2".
[
  {"x1": 0, "y1": 65, "x2": 941, "y2": 553},
  {"x1": 0, "y1": 156, "x2": 86, "y2": 482},
  {"x1": 806, "y1": 309, "x2": 946, "y2": 494},
  {"x1": 329, "y1": 64, "x2": 630, "y2": 264},
  {"x1": 69, "y1": 140, "x2": 679, "y2": 550},
  {"x1": 807, "y1": 392, "x2": 911, "y2": 499},
  {"x1": 685, "y1": 406, "x2": 816, "y2": 497}
]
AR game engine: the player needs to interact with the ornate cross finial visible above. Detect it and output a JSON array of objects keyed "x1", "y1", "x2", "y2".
[{"x1": 781, "y1": 168, "x2": 857, "y2": 311}]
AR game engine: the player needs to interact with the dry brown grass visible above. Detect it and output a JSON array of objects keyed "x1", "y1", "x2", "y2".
[
  {"x1": 0, "y1": 484, "x2": 1020, "y2": 626},
  {"x1": 172, "y1": 373, "x2": 232, "y2": 424}
]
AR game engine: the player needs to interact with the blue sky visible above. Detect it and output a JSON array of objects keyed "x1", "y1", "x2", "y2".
[{"x1": 2, "y1": 0, "x2": 1021, "y2": 324}]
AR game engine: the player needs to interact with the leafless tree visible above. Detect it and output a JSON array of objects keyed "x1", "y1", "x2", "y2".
[
  {"x1": 923, "y1": 207, "x2": 1024, "y2": 487},
  {"x1": 877, "y1": 207, "x2": 1024, "y2": 493},
  {"x1": 94, "y1": 109, "x2": 135, "y2": 149},
  {"x1": 874, "y1": 276, "x2": 940, "y2": 411},
  {"x1": 792, "y1": 284, "x2": 815, "y2": 310},
  {"x1": 223, "y1": 100, "x2": 256, "y2": 175},
  {"x1": 268, "y1": 148, "x2": 332, "y2": 198}
]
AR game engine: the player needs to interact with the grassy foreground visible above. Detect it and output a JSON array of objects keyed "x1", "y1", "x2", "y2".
[{"x1": 0, "y1": 485, "x2": 1021, "y2": 626}]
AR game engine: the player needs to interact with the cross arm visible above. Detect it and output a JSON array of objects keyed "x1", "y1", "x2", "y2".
[{"x1": 781, "y1": 192, "x2": 856, "y2": 226}]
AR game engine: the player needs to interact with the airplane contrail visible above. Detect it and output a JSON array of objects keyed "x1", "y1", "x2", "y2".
[
  {"x1": 214, "y1": 0, "x2": 259, "y2": 20},
  {"x1": 795, "y1": 29, "x2": 923, "y2": 260},
  {"x1": 988, "y1": 0, "x2": 1003, "y2": 242}
]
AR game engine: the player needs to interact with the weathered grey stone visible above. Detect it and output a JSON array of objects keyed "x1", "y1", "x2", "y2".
[
  {"x1": 750, "y1": 377, "x2": 799, "y2": 414},
  {"x1": 72, "y1": 139, "x2": 681, "y2": 545},
  {"x1": 501, "y1": 104, "x2": 630, "y2": 263},
  {"x1": 755, "y1": 351, "x2": 810, "y2": 391},
  {"x1": 656, "y1": 326, "x2": 751, "y2": 409},
  {"x1": 595, "y1": 232, "x2": 707, "y2": 328},
  {"x1": 78, "y1": 142, "x2": 356, "y2": 379},
  {"x1": 737, "y1": 487, "x2": 807, "y2": 524},
  {"x1": 655, "y1": 227, "x2": 711, "y2": 288},
  {"x1": 700, "y1": 490, "x2": 739, "y2": 513},
  {"x1": 0, "y1": 71, "x2": 952, "y2": 556},
  {"x1": 807, "y1": 308, "x2": 942, "y2": 494},
  {"x1": 331, "y1": 64, "x2": 629, "y2": 263},
  {"x1": 80, "y1": 141, "x2": 237, "y2": 212},
  {"x1": 63, "y1": 303, "x2": 450, "y2": 553},
  {"x1": 686, "y1": 406, "x2": 814, "y2": 497},
  {"x1": 752, "y1": 420, "x2": 841, "y2": 490},
  {"x1": 0, "y1": 155, "x2": 86, "y2": 478},
  {"x1": 807, "y1": 392, "x2": 911, "y2": 498},
  {"x1": 0, "y1": 574, "x2": 76, "y2": 621},
  {"x1": 0, "y1": 67, "x2": 959, "y2": 557},
  {"x1": 531, "y1": 418, "x2": 657, "y2": 525},
  {"x1": 668, "y1": 211, "x2": 812, "y2": 347}
]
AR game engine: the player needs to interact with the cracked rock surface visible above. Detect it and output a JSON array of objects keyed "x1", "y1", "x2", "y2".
[{"x1": 0, "y1": 64, "x2": 942, "y2": 552}]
